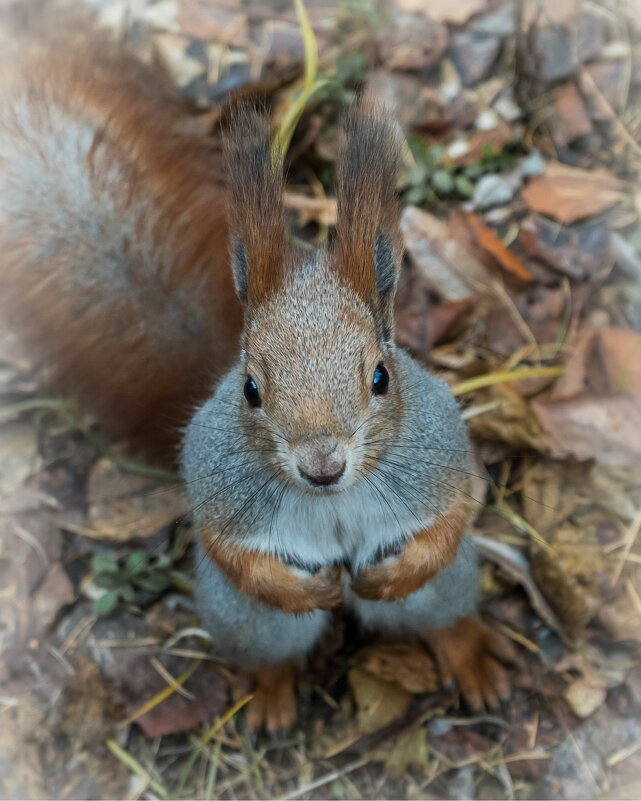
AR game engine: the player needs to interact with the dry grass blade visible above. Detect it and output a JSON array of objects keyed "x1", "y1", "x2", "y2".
[
  {"x1": 272, "y1": 0, "x2": 329, "y2": 163},
  {"x1": 121, "y1": 658, "x2": 202, "y2": 726},
  {"x1": 452, "y1": 366, "x2": 565, "y2": 396},
  {"x1": 106, "y1": 739, "x2": 168, "y2": 798}
]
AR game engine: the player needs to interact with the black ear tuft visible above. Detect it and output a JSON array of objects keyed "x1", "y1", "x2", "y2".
[{"x1": 374, "y1": 234, "x2": 397, "y2": 295}]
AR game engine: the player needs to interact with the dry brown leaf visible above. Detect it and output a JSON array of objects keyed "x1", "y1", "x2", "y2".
[
  {"x1": 531, "y1": 549, "x2": 600, "y2": 635},
  {"x1": 383, "y1": 728, "x2": 429, "y2": 779},
  {"x1": 521, "y1": 161, "x2": 624, "y2": 224},
  {"x1": 463, "y1": 211, "x2": 533, "y2": 281},
  {"x1": 352, "y1": 642, "x2": 440, "y2": 695},
  {"x1": 596, "y1": 328, "x2": 641, "y2": 395},
  {"x1": 564, "y1": 676, "x2": 607, "y2": 718},
  {"x1": 400, "y1": 207, "x2": 488, "y2": 300},
  {"x1": 347, "y1": 667, "x2": 413, "y2": 736},
  {"x1": 598, "y1": 591, "x2": 641, "y2": 642},
  {"x1": 532, "y1": 394, "x2": 641, "y2": 468},
  {"x1": 398, "y1": 0, "x2": 485, "y2": 24},
  {"x1": 176, "y1": 1, "x2": 248, "y2": 47},
  {"x1": 86, "y1": 459, "x2": 186, "y2": 541},
  {"x1": 473, "y1": 535, "x2": 565, "y2": 637}
]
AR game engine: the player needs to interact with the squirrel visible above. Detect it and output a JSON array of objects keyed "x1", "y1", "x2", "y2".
[{"x1": 0, "y1": 11, "x2": 516, "y2": 734}]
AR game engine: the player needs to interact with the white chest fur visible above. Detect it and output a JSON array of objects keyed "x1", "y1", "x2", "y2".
[{"x1": 241, "y1": 476, "x2": 433, "y2": 571}]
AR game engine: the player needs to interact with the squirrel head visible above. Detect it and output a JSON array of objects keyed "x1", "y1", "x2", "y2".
[{"x1": 224, "y1": 105, "x2": 403, "y2": 494}]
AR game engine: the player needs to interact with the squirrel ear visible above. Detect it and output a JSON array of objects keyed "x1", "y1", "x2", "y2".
[
  {"x1": 374, "y1": 233, "x2": 397, "y2": 342},
  {"x1": 231, "y1": 237, "x2": 249, "y2": 302},
  {"x1": 334, "y1": 104, "x2": 403, "y2": 341},
  {"x1": 224, "y1": 107, "x2": 286, "y2": 307}
]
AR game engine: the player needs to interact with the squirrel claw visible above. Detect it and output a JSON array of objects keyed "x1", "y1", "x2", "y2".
[{"x1": 422, "y1": 618, "x2": 516, "y2": 712}]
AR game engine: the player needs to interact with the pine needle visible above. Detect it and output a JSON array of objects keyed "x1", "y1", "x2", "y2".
[{"x1": 106, "y1": 739, "x2": 168, "y2": 798}]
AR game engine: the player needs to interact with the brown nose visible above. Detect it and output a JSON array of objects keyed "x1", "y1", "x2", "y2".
[{"x1": 299, "y1": 462, "x2": 346, "y2": 487}]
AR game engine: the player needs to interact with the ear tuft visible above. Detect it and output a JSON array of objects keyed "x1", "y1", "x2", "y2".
[
  {"x1": 224, "y1": 107, "x2": 285, "y2": 307},
  {"x1": 334, "y1": 103, "x2": 403, "y2": 321}
]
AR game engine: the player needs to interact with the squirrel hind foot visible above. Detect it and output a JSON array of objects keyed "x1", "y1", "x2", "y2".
[
  {"x1": 422, "y1": 618, "x2": 517, "y2": 711},
  {"x1": 236, "y1": 662, "x2": 298, "y2": 737}
]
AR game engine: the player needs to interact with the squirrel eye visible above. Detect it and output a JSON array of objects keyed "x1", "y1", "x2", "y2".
[
  {"x1": 372, "y1": 362, "x2": 389, "y2": 395},
  {"x1": 243, "y1": 376, "x2": 261, "y2": 408}
]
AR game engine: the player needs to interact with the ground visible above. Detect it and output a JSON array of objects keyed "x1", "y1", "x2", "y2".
[{"x1": 1, "y1": 0, "x2": 641, "y2": 798}]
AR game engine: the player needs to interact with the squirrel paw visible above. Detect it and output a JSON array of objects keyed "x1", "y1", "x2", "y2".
[
  {"x1": 260, "y1": 563, "x2": 343, "y2": 614},
  {"x1": 350, "y1": 551, "x2": 438, "y2": 603},
  {"x1": 240, "y1": 663, "x2": 297, "y2": 737},
  {"x1": 351, "y1": 500, "x2": 469, "y2": 603},
  {"x1": 422, "y1": 618, "x2": 516, "y2": 710}
]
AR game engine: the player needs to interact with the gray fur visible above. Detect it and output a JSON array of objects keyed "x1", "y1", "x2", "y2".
[
  {"x1": 345, "y1": 536, "x2": 478, "y2": 633},
  {"x1": 181, "y1": 264, "x2": 478, "y2": 669},
  {"x1": 194, "y1": 543, "x2": 330, "y2": 668}
]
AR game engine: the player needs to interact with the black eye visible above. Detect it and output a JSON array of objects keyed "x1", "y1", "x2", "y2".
[
  {"x1": 243, "y1": 376, "x2": 261, "y2": 408},
  {"x1": 372, "y1": 362, "x2": 389, "y2": 395}
]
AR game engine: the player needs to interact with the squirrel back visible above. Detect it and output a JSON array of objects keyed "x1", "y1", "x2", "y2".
[{"x1": 0, "y1": 12, "x2": 242, "y2": 460}]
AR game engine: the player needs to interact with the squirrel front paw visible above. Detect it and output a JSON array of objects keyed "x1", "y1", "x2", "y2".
[
  {"x1": 258, "y1": 562, "x2": 343, "y2": 615},
  {"x1": 351, "y1": 499, "x2": 469, "y2": 603},
  {"x1": 202, "y1": 527, "x2": 343, "y2": 613}
]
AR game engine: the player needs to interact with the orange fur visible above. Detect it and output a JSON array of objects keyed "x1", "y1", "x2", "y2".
[
  {"x1": 0, "y1": 23, "x2": 242, "y2": 462},
  {"x1": 244, "y1": 661, "x2": 298, "y2": 734},
  {"x1": 351, "y1": 497, "x2": 469, "y2": 602},
  {"x1": 202, "y1": 525, "x2": 343, "y2": 614},
  {"x1": 334, "y1": 105, "x2": 403, "y2": 308},
  {"x1": 223, "y1": 109, "x2": 286, "y2": 307},
  {"x1": 422, "y1": 618, "x2": 516, "y2": 710}
]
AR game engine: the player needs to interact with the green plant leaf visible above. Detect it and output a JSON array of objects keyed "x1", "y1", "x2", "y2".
[
  {"x1": 94, "y1": 591, "x2": 119, "y2": 616},
  {"x1": 120, "y1": 585, "x2": 135, "y2": 602},
  {"x1": 125, "y1": 551, "x2": 149, "y2": 575},
  {"x1": 431, "y1": 169, "x2": 455, "y2": 194},
  {"x1": 91, "y1": 552, "x2": 119, "y2": 574},
  {"x1": 455, "y1": 175, "x2": 475, "y2": 197},
  {"x1": 94, "y1": 572, "x2": 126, "y2": 590},
  {"x1": 136, "y1": 572, "x2": 173, "y2": 592}
]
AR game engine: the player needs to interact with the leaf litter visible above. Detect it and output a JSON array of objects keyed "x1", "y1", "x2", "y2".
[{"x1": 1, "y1": 0, "x2": 641, "y2": 798}]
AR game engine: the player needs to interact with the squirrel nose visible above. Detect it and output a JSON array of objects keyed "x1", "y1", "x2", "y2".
[
  {"x1": 299, "y1": 462, "x2": 346, "y2": 487},
  {"x1": 295, "y1": 438, "x2": 347, "y2": 487}
]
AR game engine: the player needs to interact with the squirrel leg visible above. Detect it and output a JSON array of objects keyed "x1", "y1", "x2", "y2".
[
  {"x1": 233, "y1": 662, "x2": 298, "y2": 736},
  {"x1": 348, "y1": 536, "x2": 516, "y2": 708},
  {"x1": 421, "y1": 618, "x2": 516, "y2": 710}
]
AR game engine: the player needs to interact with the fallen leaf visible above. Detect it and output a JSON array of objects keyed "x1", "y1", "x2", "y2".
[
  {"x1": 532, "y1": 394, "x2": 641, "y2": 468},
  {"x1": 519, "y1": 215, "x2": 610, "y2": 280},
  {"x1": 531, "y1": 549, "x2": 600, "y2": 634},
  {"x1": 347, "y1": 667, "x2": 412, "y2": 735},
  {"x1": 400, "y1": 206, "x2": 488, "y2": 301},
  {"x1": 383, "y1": 728, "x2": 428, "y2": 778},
  {"x1": 86, "y1": 459, "x2": 186, "y2": 541},
  {"x1": 352, "y1": 642, "x2": 439, "y2": 695},
  {"x1": 552, "y1": 83, "x2": 593, "y2": 147},
  {"x1": 598, "y1": 593, "x2": 641, "y2": 642},
  {"x1": 176, "y1": 0, "x2": 248, "y2": 47},
  {"x1": 596, "y1": 328, "x2": 641, "y2": 395},
  {"x1": 463, "y1": 211, "x2": 533, "y2": 281},
  {"x1": 378, "y1": 13, "x2": 448, "y2": 71},
  {"x1": 473, "y1": 535, "x2": 565, "y2": 637},
  {"x1": 399, "y1": 0, "x2": 485, "y2": 25},
  {"x1": 521, "y1": 161, "x2": 624, "y2": 224},
  {"x1": 564, "y1": 676, "x2": 607, "y2": 718},
  {"x1": 0, "y1": 423, "x2": 41, "y2": 496}
]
